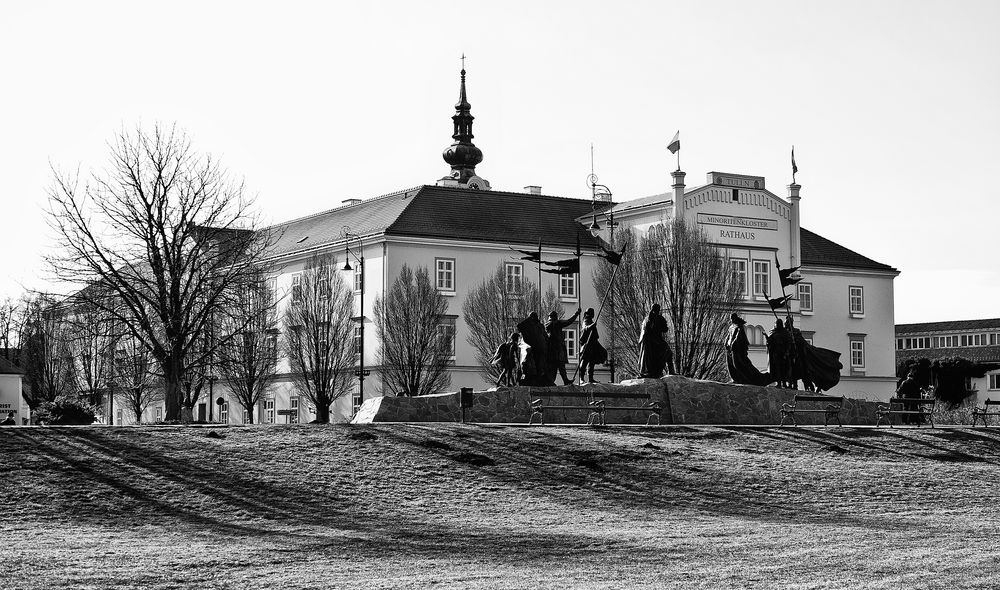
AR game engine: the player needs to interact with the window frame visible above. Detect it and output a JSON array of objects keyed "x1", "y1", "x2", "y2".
[
  {"x1": 729, "y1": 258, "x2": 748, "y2": 298},
  {"x1": 291, "y1": 273, "x2": 302, "y2": 304},
  {"x1": 436, "y1": 317, "x2": 457, "y2": 360},
  {"x1": 289, "y1": 397, "x2": 299, "y2": 424},
  {"x1": 565, "y1": 327, "x2": 578, "y2": 360},
  {"x1": 265, "y1": 398, "x2": 275, "y2": 424},
  {"x1": 559, "y1": 273, "x2": 578, "y2": 300},
  {"x1": 989, "y1": 374, "x2": 1000, "y2": 391},
  {"x1": 435, "y1": 258, "x2": 456, "y2": 293},
  {"x1": 798, "y1": 282, "x2": 813, "y2": 313},
  {"x1": 504, "y1": 262, "x2": 524, "y2": 294},
  {"x1": 220, "y1": 402, "x2": 229, "y2": 423},
  {"x1": 849, "y1": 335, "x2": 866, "y2": 372},
  {"x1": 752, "y1": 259, "x2": 770, "y2": 300},
  {"x1": 849, "y1": 285, "x2": 864, "y2": 317}
]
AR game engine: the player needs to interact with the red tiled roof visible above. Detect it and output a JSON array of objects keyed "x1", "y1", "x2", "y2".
[{"x1": 800, "y1": 227, "x2": 896, "y2": 272}]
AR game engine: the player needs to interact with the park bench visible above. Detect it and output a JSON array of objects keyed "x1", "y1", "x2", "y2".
[
  {"x1": 971, "y1": 399, "x2": 1000, "y2": 427},
  {"x1": 529, "y1": 390, "x2": 664, "y2": 426},
  {"x1": 779, "y1": 394, "x2": 844, "y2": 427},
  {"x1": 875, "y1": 397, "x2": 936, "y2": 428}
]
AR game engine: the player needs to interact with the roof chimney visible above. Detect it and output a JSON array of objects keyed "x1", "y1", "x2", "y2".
[
  {"x1": 341, "y1": 198, "x2": 362, "y2": 207},
  {"x1": 523, "y1": 185, "x2": 542, "y2": 195}
]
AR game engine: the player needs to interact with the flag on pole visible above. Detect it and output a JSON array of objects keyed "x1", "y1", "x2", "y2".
[
  {"x1": 791, "y1": 146, "x2": 798, "y2": 176},
  {"x1": 598, "y1": 243, "x2": 626, "y2": 266},
  {"x1": 768, "y1": 294, "x2": 794, "y2": 310},
  {"x1": 667, "y1": 131, "x2": 681, "y2": 154},
  {"x1": 510, "y1": 246, "x2": 541, "y2": 262}
]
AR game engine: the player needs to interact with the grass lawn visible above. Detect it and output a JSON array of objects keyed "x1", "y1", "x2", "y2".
[{"x1": 1, "y1": 423, "x2": 998, "y2": 589}]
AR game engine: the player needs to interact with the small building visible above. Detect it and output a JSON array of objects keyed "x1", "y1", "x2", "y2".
[
  {"x1": 0, "y1": 357, "x2": 30, "y2": 425},
  {"x1": 895, "y1": 318, "x2": 1000, "y2": 405}
]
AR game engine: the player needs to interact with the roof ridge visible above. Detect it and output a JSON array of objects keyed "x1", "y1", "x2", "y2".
[
  {"x1": 267, "y1": 185, "x2": 424, "y2": 229},
  {"x1": 423, "y1": 183, "x2": 591, "y2": 203}
]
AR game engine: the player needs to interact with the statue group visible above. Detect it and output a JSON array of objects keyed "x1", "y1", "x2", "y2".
[{"x1": 726, "y1": 312, "x2": 842, "y2": 391}]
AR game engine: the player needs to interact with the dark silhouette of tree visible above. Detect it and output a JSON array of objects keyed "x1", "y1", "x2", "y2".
[
  {"x1": 594, "y1": 217, "x2": 743, "y2": 380},
  {"x1": 19, "y1": 294, "x2": 75, "y2": 408},
  {"x1": 282, "y1": 254, "x2": 355, "y2": 423},
  {"x1": 46, "y1": 123, "x2": 271, "y2": 421},
  {"x1": 113, "y1": 337, "x2": 160, "y2": 424},
  {"x1": 374, "y1": 265, "x2": 451, "y2": 397},
  {"x1": 462, "y1": 263, "x2": 562, "y2": 382},
  {"x1": 216, "y1": 269, "x2": 280, "y2": 423}
]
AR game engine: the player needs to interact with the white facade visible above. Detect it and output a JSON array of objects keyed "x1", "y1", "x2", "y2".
[
  {"x1": 596, "y1": 170, "x2": 899, "y2": 401},
  {"x1": 0, "y1": 372, "x2": 29, "y2": 425}
]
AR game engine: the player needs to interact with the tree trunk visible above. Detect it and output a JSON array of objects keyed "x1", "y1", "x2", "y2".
[{"x1": 316, "y1": 394, "x2": 330, "y2": 423}]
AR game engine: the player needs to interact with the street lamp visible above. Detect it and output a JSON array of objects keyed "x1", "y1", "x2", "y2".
[
  {"x1": 587, "y1": 174, "x2": 619, "y2": 383},
  {"x1": 341, "y1": 228, "x2": 369, "y2": 412}
]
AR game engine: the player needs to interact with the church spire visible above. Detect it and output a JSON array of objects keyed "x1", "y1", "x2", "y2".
[{"x1": 438, "y1": 55, "x2": 489, "y2": 190}]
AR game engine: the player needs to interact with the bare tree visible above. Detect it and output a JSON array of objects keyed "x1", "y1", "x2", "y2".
[
  {"x1": 374, "y1": 264, "x2": 451, "y2": 397},
  {"x1": 594, "y1": 217, "x2": 742, "y2": 380},
  {"x1": 65, "y1": 288, "x2": 119, "y2": 410},
  {"x1": 0, "y1": 298, "x2": 18, "y2": 361},
  {"x1": 19, "y1": 294, "x2": 75, "y2": 407},
  {"x1": 113, "y1": 337, "x2": 160, "y2": 424},
  {"x1": 216, "y1": 269, "x2": 280, "y2": 423},
  {"x1": 282, "y1": 254, "x2": 355, "y2": 423},
  {"x1": 463, "y1": 263, "x2": 563, "y2": 382},
  {"x1": 46, "y1": 123, "x2": 271, "y2": 421}
]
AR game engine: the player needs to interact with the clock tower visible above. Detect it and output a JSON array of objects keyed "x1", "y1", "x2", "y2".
[{"x1": 437, "y1": 59, "x2": 490, "y2": 190}]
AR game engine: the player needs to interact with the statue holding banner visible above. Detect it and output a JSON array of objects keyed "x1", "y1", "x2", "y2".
[
  {"x1": 546, "y1": 308, "x2": 581, "y2": 386},
  {"x1": 786, "y1": 316, "x2": 842, "y2": 392}
]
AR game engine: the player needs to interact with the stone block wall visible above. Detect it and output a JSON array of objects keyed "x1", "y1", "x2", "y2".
[{"x1": 352, "y1": 376, "x2": 884, "y2": 426}]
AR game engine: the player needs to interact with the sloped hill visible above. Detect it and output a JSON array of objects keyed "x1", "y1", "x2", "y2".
[{"x1": 1, "y1": 424, "x2": 999, "y2": 589}]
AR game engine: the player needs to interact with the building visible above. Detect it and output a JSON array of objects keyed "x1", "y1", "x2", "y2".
[
  {"x1": 596, "y1": 171, "x2": 899, "y2": 401},
  {"x1": 896, "y1": 318, "x2": 1000, "y2": 405},
  {"x1": 130, "y1": 64, "x2": 900, "y2": 424},
  {"x1": 0, "y1": 356, "x2": 29, "y2": 425}
]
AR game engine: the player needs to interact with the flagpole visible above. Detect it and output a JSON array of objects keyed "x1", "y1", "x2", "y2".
[
  {"x1": 537, "y1": 238, "x2": 542, "y2": 317},
  {"x1": 571, "y1": 246, "x2": 626, "y2": 383}
]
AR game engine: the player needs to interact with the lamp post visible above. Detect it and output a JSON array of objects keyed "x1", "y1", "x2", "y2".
[
  {"x1": 587, "y1": 174, "x2": 619, "y2": 383},
  {"x1": 341, "y1": 229, "x2": 368, "y2": 412}
]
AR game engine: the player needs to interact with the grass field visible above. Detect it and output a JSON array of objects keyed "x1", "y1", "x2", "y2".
[{"x1": 1, "y1": 423, "x2": 998, "y2": 589}]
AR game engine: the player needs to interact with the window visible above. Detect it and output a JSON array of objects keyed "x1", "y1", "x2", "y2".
[
  {"x1": 266, "y1": 332, "x2": 278, "y2": 361},
  {"x1": 849, "y1": 286, "x2": 864, "y2": 316},
  {"x1": 353, "y1": 393, "x2": 363, "y2": 414},
  {"x1": 220, "y1": 402, "x2": 229, "y2": 423},
  {"x1": 437, "y1": 318, "x2": 457, "y2": 358},
  {"x1": 291, "y1": 273, "x2": 302, "y2": 303},
  {"x1": 289, "y1": 397, "x2": 299, "y2": 424},
  {"x1": 243, "y1": 409, "x2": 250, "y2": 424},
  {"x1": 266, "y1": 277, "x2": 277, "y2": 302},
  {"x1": 798, "y1": 282, "x2": 813, "y2": 312},
  {"x1": 752, "y1": 260, "x2": 770, "y2": 298},
  {"x1": 965, "y1": 376, "x2": 974, "y2": 392},
  {"x1": 155, "y1": 407, "x2": 162, "y2": 422},
  {"x1": 353, "y1": 326, "x2": 362, "y2": 356},
  {"x1": 435, "y1": 258, "x2": 455, "y2": 292},
  {"x1": 898, "y1": 337, "x2": 931, "y2": 350},
  {"x1": 505, "y1": 263, "x2": 523, "y2": 293},
  {"x1": 354, "y1": 266, "x2": 363, "y2": 292},
  {"x1": 989, "y1": 374, "x2": 1000, "y2": 390},
  {"x1": 265, "y1": 399, "x2": 274, "y2": 424},
  {"x1": 730, "y1": 259, "x2": 748, "y2": 297},
  {"x1": 896, "y1": 338, "x2": 904, "y2": 351},
  {"x1": 559, "y1": 273, "x2": 577, "y2": 299},
  {"x1": 117, "y1": 409, "x2": 123, "y2": 425},
  {"x1": 565, "y1": 328, "x2": 578, "y2": 359},
  {"x1": 850, "y1": 337, "x2": 865, "y2": 370}
]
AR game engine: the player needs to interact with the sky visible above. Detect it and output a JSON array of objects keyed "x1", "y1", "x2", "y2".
[{"x1": 1, "y1": 0, "x2": 998, "y2": 324}]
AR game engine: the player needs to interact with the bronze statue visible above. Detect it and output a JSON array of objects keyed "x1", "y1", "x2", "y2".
[
  {"x1": 786, "y1": 316, "x2": 843, "y2": 393},
  {"x1": 491, "y1": 332, "x2": 521, "y2": 387},
  {"x1": 725, "y1": 313, "x2": 769, "y2": 386},
  {"x1": 578, "y1": 307, "x2": 607, "y2": 384},
  {"x1": 638, "y1": 304, "x2": 674, "y2": 378},
  {"x1": 546, "y1": 308, "x2": 581, "y2": 386},
  {"x1": 766, "y1": 319, "x2": 793, "y2": 388},
  {"x1": 516, "y1": 312, "x2": 550, "y2": 386}
]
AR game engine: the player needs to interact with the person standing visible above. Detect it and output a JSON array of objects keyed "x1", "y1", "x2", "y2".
[
  {"x1": 578, "y1": 308, "x2": 607, "y2": 384},
  {"x1": 546, "y1": 308, "x2": 581, "y2": 386},
  {"x1": 638, "y1": 304, "x2": 674, "y2": 378}
]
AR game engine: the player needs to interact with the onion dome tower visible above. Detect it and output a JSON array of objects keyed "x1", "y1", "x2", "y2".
[{"x1": 437, "y1": 57, "x2": 490, "y2": 190}]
